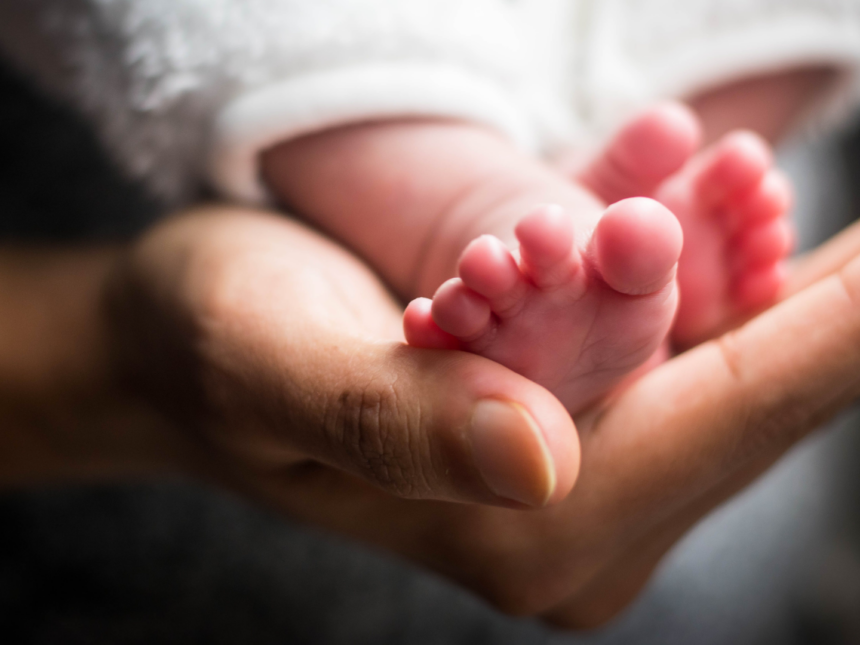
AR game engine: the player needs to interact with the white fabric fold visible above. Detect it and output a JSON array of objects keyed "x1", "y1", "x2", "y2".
[
  {"x1": 578, "y1": 0, "x2": 860, "y2": 138},
  {"x1": 211, "y1": 64, "x2": 559, "y2": 203},
  {"x1": 1, "y1": 0, "x2": 860, "y2": 207}
]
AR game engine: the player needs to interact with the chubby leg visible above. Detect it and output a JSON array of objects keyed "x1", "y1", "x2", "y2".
[
  {"x1": 262, "y1": 116, "x2": 689, "y2": 302},
  {"x1": 405, "y1": 199, "x2": 682, "y2": 413}
]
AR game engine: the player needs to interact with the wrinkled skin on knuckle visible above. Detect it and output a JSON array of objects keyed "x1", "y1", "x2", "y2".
[{"x1": 326, "y1": 381, "x2": 434, "y2": 498}]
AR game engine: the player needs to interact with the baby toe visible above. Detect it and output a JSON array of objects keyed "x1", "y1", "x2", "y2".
[
  {"x1": 732, "y1": 219, "x2": 794, "y2": 272},
  {"x1": 515, "y1": 204, "x2": 580, "y2": 290},
  {"x1": 695, "y1": 131, "x2": 771, "y2": 208},
  {"x1": 403, "y1": 298, "x2": 461, "y2": 349},
  {"x1": 458, "y1": 235, "x2": 525, "y2": 314},
  {"x1": 733, "y1": 262, "x2": 787, "y2": 311},
  {"x1": 728, "y1": 170, "x2": 793, "y2": 232},
  {"x1": 431, "y1": 278, "x2": 493, "y2": 340}
]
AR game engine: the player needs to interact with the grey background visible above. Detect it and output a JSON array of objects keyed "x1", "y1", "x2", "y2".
[{"x1": 1, "y1": 59, "x2": 859, "y2": 644}]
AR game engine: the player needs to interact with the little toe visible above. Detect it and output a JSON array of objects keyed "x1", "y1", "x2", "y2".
[
  {"x1": 515, "y1": 204, "x2": 581, "y2": 290},
  {"x1": 458, "y1": 235, "x2": 525, "y2": 314},
  {"x1": 695, "y1": 131, "x2": 772, "y2": 207},
  {"x1": 593, "y1": 198, "x2": 683, "y2": 295},
  {"x1": 403, "y1": 298, "x2": 461, "y2": 349},
  {"x1": 431, "y1": 278, "x2": 493, "y2": 340},
  {"x1": 581, "y1": 102, "x2": 701, "y2": 203}
]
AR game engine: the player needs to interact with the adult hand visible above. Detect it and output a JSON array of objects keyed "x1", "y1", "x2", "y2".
[
  {"x1": 5, "y1": 206, "x2": 860, "y2": 629},
  {"x1": 172, "y1": 212, "x2": 860, "y2": 628}
]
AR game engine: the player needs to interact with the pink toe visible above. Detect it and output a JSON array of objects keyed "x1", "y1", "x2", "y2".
[
  {"x1": 610, "y1": 102, "x2": 701, "y2": 181},
  {"x1": 516, "y1": 204, "x2": 575, "y2": 265},
  {"x1": 581, "y1": 102, "x2": 701, "y2": 203},
  {"x1": 733, "y1": 262, "x2": 787, "y2": 310},
  {"x1": 515, "y1": 204, "x2": 579, "y2": 288},
  {"x1": 593, "y1": 198, "x2": 683, "y2": 295},
  {"x1": 431, "y1": 279, "x2": 493, "y2": 339},
  {"x1": 733, "y1": 219, "x2": 794, "y2": 270},
  {"x1": 696, "y1": 131, "x2": 771, "y2": 206},
  {"x1": 403, "y1": 298, "x2": 461, "y2": 349},
  {"x1": 458, "y1": 235, "x2": 522, "y2": 300},
  {"x1": 729, "y1": 170, "x2": 793, "y2": 231}
]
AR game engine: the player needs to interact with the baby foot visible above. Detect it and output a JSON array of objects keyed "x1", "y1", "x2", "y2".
[
  {"x1": 655, "y1": 132, "x2": 793, "y2": 347},
  {"x1": 578, "y1": 104, "x2": 792, "y2": 347},
  {"x1": 404, "y1": 199, "x2": 682, "y2": 414}
]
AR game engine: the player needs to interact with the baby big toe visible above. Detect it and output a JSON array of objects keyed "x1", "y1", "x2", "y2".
[
  {"x1": 594, "y1": 198, "x2": 683, "y2": 296},
  {"x1": 581, "y1": 101, "x2": 701, "y2": 203}
]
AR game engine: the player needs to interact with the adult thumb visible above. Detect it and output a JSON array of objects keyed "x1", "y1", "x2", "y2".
[{"x1": 278, "y1": 340, "x2": 580, "y2": 508}]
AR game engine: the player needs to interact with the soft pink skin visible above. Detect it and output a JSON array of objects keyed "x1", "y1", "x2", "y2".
[
  {"x1": 266, "y1": 101, "x2": 791, "y2": 418},
  {"x1": 406, "y1": 103, "x2": 793, "y2": 412},
  {"x1": 579, "y1": 104, "x2": 794, "y2": 348},
  {"x1": 655, "y1": 132, "x2": 793, "y2": 347},
  {"x1": 404, "y1": 199, "x2": 683, "y2": 413},
  {"x1": 400, "y1": 106, "x2": 697, "y2": 415}
]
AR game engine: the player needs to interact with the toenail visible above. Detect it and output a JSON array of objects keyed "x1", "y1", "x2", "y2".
[{"x1": 469, "y1": 400, "x2": 556, "y2": 507}]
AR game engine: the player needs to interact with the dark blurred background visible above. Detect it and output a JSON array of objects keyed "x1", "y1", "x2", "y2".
[{"x1": 1, "y1": 58, "x2": 860, "y2": 645}]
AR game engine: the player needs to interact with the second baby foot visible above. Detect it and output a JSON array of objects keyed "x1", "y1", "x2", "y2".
[
  {"x1": 656, "y1": 131, "x2": 793, "y2": 347},
  {"x1": 404, "y1": 198, "x2": 682, "y2": 414},
  {"x1": 576, "y1": 104, "x2": 793, "y2": 348}
]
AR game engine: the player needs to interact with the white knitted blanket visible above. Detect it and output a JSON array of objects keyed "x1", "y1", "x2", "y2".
[{"x1": 0, "y1": 0, "x2": 858, "y2": 206}]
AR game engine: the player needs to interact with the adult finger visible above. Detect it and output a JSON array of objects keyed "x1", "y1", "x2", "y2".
[
  {"x1": 540, "y1": 250, "x2": 860, "y2": 627},
  {"x1": 577, "y1": 251, "x2": 860, "y2": 534},
  {"x1": 548, "y1": 445, "x2": 786, "y2": 628},
  {"x1": 785, "y1": 218, "x2": 860, "y2": 296}
]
